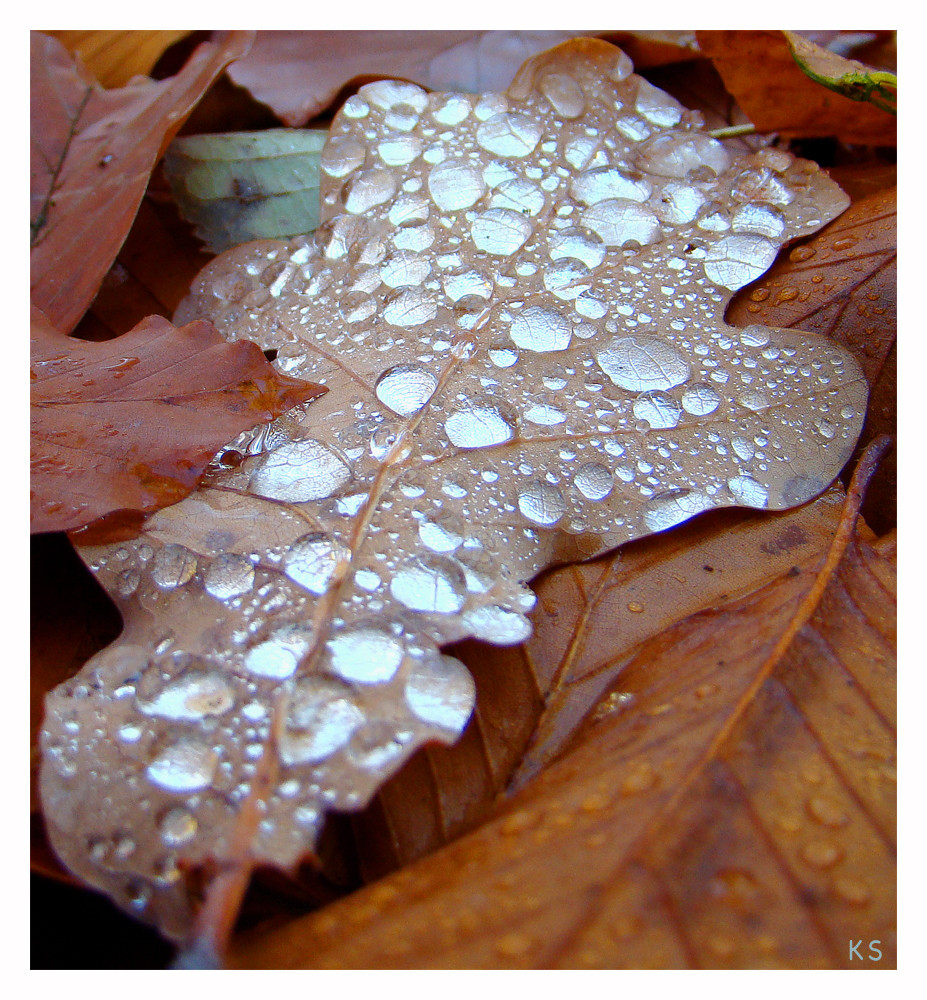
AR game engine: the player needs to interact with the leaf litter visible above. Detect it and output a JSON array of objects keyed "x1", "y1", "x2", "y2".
[{"x1": 39, "y1": 38, "x2": 870, "y2": 958}]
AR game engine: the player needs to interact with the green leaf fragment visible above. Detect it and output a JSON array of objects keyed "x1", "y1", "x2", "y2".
[
  {"x1": 164, "y1": 129, "x2": 328, "y2": 252},
  {"x1": 785, "y1": 32, "x2": 896, "y2": 116}
]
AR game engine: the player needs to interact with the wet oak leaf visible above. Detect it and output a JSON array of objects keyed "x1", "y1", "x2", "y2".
[
  {"x1": 696, "y1": 31, "x2": 896, "y2": 146},
  {"x1": 39, "y1": 39, "x2": 867, "y2": 954},
  {"x1": 30, "y1": 30, "x2": 252, "y2": 334},
  {"x1": 29, "y1": 306, "x2": 325, "y2": 535},
  {"x1": 227, "y1": 442, "x2": 894, "y2": 969}
]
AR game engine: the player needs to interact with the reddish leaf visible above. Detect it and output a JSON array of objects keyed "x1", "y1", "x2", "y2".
[
  {"x1": 30, "y1": 30, "x2": 251, "y2": 333},
  {"x1": 30, "y1": 306, "x2": 325, "y2": 536}
]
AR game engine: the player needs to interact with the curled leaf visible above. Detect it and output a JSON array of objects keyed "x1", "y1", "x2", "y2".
[
  {"x1": 164, "y1": 129, "x2": 327, "y2": 252},
  {"x1": 40, "y1": 38, "x2": 866, "y2": 954},
  {"x1": 30, "y1": 306, "x2": 326, "y2": 536},
  {"x1": 45, "y1": 31, "x2": 192, "y2": 88}
]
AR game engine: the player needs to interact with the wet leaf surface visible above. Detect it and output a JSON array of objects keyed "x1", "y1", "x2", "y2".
[
  {"x1": 30, "y1": 307, "x2": 325, "y2": 536},
  {"x1": 37, "y1": 38, "x2": 869, "y2": 959},
  {"x1": 697, "y1": 31, "x2": 896, "y2": 146},
  {"x1": 227, "y1": 440, "x2": 894, "y2": 969},
  {"x1": 30, "y1": 30, "x2": 251, "y2": 333}
]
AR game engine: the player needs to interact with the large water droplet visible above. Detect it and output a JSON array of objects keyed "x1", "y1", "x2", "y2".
[
  {"x1": 326, "y1": 624, "x2": 403, "y2": 683},
  {"x1": 596, "y1": 335, "x2": 691, "y2": 391},
  {"x1": 244, "y1": 626, "x2": 313, "y2": 679},
  {"x1": 147, "y1": 739, "x2": 218, "y2": 793},
  {"x1": 509, "y1": 306, "x2": 572, "y2": 352},
  {"x1": 390, "y1": 555, "x2": 467, "y2": 614},
  {"x1": 581, "y1": 198, "x2": 661, "y2": 248},
  {"x1": 464, "y1": 604, "x2": 532, "y2": 644},
  {"x1": 489, "y1": 177, "x2": 545, "y2": 216},
  {"x1": 159, "y1": 806, "x2": 198, "y2": 846},
  {"x1": 280, "y1": 678, "x2": 364, "y2": 765},
  {"x1": 571, "y1": 166, "x2": 651, "y2": 206},
  {"x1": 471, "y1": 208, "x2": 533, "y2": 256},
  {"x1": 383, "y1": 287, "x2": 437, "y2": 327},
  {"x1": 539, "y1": 72, "x2": 585, "y2": 118},
  {"x1": 321, "y1": 135, "x2": 366, "y2": 178},
  {"x1": 574, "y1": 462, "x2": 613, "y2": 500},
  {"x1": 633, "y1": 391, "x2": 682, "y2": 429},
  {"x1": 150, "y1": 544, "x2": 198, "y2": 590},
  {"x1": 727, "y1": 475, "x2": 769, "y2": 507},
  {"x1": 445, "y1": 398, "x2": 516, "y2": 449},
  {"x1": 427, "y1": 158, "x2": 486, "y2": 211},
  {"x1": 518, "y1": 481, "x2": 566, "y2": 525},
  {"x1": 636, "y1": 132, "x2": 732, "y2": 179},
  {"x1": 405, "y1": 653, "x2": 475, "y2": 731},
  {"x1": 476, "y1": 112, "x2": 543, "y2": 158},
  {"x1": 343, "y1": 167, "x2": 397, "y2": 214},
  {"x1": 138, "y1": 672, "x2": 235, "y2": 720},
  {"x1": 375, "y1": 364, "x2": 438, "y2": 417},
  {"x1": 380, "y1": 250, "x2": 431, "y2": 288},
  {"x1": 702, "y1": 234, "x2": 778, "y2": 290},
  {"x1": 282, "y1": 532, "x2": 349, "y2": 594},
  {"x1": 378, "y1": 133, "x2": 423, "y2": 166},
  {"x1": 548, "y1": 227, "x2": 606, "y2": 268},
  {"x1": 249, "y1": 439, "x2": 351, "y2": 502},
  {"x1": 682, "y1": 383, "x2": 722, "y2": 416},
  {"x1": 203, "y1": 554, "x2": 254, "y2": 600},
  {"x1": 643, "y1": 490, "x2": 714, "y2": 532}
]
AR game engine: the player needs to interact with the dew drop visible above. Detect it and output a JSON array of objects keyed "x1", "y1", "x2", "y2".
[
  {"x1": 375, "y1": 364, "x2": 438, "y2": 417},
  {"x1": 633, "y1": 391, "x2": 682, "y2": 429},
  {"x1": 476, "y1": 112, "x2": 543, "y2": 158},
  {"x1": 249, "y1": 439, "x2": 351, "y2": 502},
  {"x1": 682, "y1": 383, "x2": 721, "y2": 416},
  {"x1": 703, "y1": 234, "x2": 778, "y2": 290},
  {"x1": 150, "y1": 544, "x2": 197, "y2": 590},
  {"x1": 445, "y1": 398, "x2": 516, "y2": 449},
  {"x1": 380, "y1": 250, "x2": 431, "y2": 288},
  {"x1": 581, "y1": 198, "x2": 660, "y2": 248},
  {"x1": 644, "y1": 490, "x2": 714, "y2": 532},
  {"x1": 596, "y1": 335, "x2": 691, "y2": 391},
  {"x1": 390, "y1": 555, "x2": 467, "y2": 614},
  {"x1": 320, "y1": 135, "x2": 366, "y2": 178},
  {"x1": 548, "y1": 227, "x2": 606, "y2": 268},
  {"x1": 574, "y1": 462, "x2": 613, "y2": 500},
  {"x1": 147, "y1": 739, "x2": 218, "y2": 793},
  {"x1": 244, "y1": 626, "x2": 313, "y2": 679},
  {"x1": 343, "y1": 167, "x2": 397, "y2": 214},
  {"x1": 509, "y1": 306, "x2": 573, "y2": 353},
  {"x1": 463, "y1": 604, "x2": 532, "y2": 644},
  {"x1": 427, "y1": 158, "x2": 486, "y2": 211},
  {"x1": 283, "y1": 532, "x2": 349, "y2": 594},
  {"x1": 280, "y1": 678, "x2": 364, "y2": 765},
  {"x1": 635, "y1": 132, "x2": 731, "y2": 179},
  {"x1": 159, "y1": 807, "x2": 198, "y2": 847},
  {"x1": 539, "y1": 72, "x2": 585, "y2": 118},
  {"x1": 138, "y1": 672, "x2": 235, "y2": 720},
  {"x1": 326, "y1": 624, "x2": 404, "y2": 683},
  {"x1": 572, "y1": 166, "x2": 651, "y2": 206},
  {"x1": 203, "y1": 554, "x2": 254, "y2": 600},
  {"x1": 405, "y1": 653, "x2": 475, "y2": 732},
  {"x1": 727, "y1": 475, "x2": 769, "y2": 507},
  {"x1": 471, "y1": 208, "x2": 533, "y2": 256},
  {"x1": 518, "y1": 481, "x2": 566, "y2": 525}
]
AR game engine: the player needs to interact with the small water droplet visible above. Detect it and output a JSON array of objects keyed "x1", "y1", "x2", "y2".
[
  {"x1": 326, "y1": 624, "x2": 403, "y2": 684},
  {"x1": 147, "y1": 739, "x2": 218, "y2": 793},
  {"x1": 375, "y1": 364, "x2": 438, "y2": 417}
]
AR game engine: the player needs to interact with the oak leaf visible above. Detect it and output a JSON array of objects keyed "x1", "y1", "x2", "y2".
[
  {"x1": 29, "y1": 306, "x2": 324, "y2": 536},
  {"x1": 39, "y1": 38, "x2": 867, "y2": 957},
  {"x1": 226, "y1": 441, "x2": 895, "y2": 969},
  {"x1": 30, "y1": 30, "x2": 252, "y2": 333}
]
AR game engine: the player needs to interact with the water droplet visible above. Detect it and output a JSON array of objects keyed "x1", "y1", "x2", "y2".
[
  {"x1": 633, "y1": 391, "x2": 682, "y2": 429},
  {"x1": 572, "y1": 166, "x2": 651, "y2": 205},
  {"x1": 518, "y1": 481, "x2": 566, "y2": 525},
  {"x1": 621, "y1": 761, "x2": 657, "y2": 795},
  {"x1": 800, "y1": 840, "x2": 843, "y2": 869},
  {"x1": 159, "y1": 807, "x2": 198, "y2": 846},
  {"x1": 327, "y1": 624, "x2": 404, "y2": 683},
  {"x1": 832, "y1": 876, "x2": 871, "y2": 907},
  {"x1": 732, "y1": 203, "x2": 785, "y2": 239},
  {"x1": 682, "y1": 383, "x2": 721, "y2": 416},
  {"x1": 654, "y1": 182, "x2": 707, "y2": 224},
  {"x1": 574, "y1": 462, "x2": 613, "y2": 500},
  {"x1": 463, "y1": 604, "x2": 532, "y2": 644},
  {"x1": 727, "y1": 475, "x2": 769, "y2": 507},
  {"x1": 283, "y1": 532, "x2": 349, "y2": 595},
  {"x1": 703, "y1": 234, "x2": 778, "y2": 290},
  {"x1": 378, "y1": 132, "x2": 423, "y2": 166},
  {"x1": 147, "y1": 739, "x2": 218, "y2": 793},
  {"x1": 543, "y1": 259, "x2": 592, "y2": 300},
  {"x1": 390, "y1": 555, "x2": 467, "y2": 613},
  {"x1": 383, "y1": 287, "x2": 437, "y2": 327},
  {"x1": 634, "y1": 77, "x2": 683, "y2": 126},
  {"x1": 445, "y1": 398, "x2": 516, "y2": 449},
  {"x1": 548, "y1": 227, "x2": 605, "y2": 268},
  {"x1": 476, "y1": 112, "x2": 543, "y2": 158},
  {"x1": 596, "y1": 335, "x2": 691, "y2": 391},
  {"x1": 138, "y1": 671, "x2": 235, "y2": 720},
  {"x1": 539, "y1": 72, "x2": 585, "y2": 118},
  {"x1": 249, "y1": 439, "x2": 351, "y2": 502},
  {"x1": 280, "y1": 678, "x2": 364, "y2": 765},
  {"x1": 489, "y1": 177, "x2": 545, "y2": 216},
  {"x1": 380, "y1": 250, "x2": 431, "y2": 288},
  {"x1": 418, "y1": 516, "x2": 463, "y2": 553},
  {"x1": 510, "y1": 306, "x2": 572, "y2": 353},
  {"x1": 738, "y1": 389, "x2": 770, "y2": 412},
  {"x1": 203, "y1": 554, "x2": 254, "y2": 600},
  {"x1": 806, "y1": 794, "x2": 849, "y2": 828},
  {"x1": 427, "y1": 158, "x2": 486, "y2": 211},
  {"x1": 581, "y1": 199, "x2": 660, "y2": 248},
  {"x1": 343, "y1": 167, "x2": 397, "y2": 214},
  {"x1": 321, "y1": 135, "x2": 366, "y2": 178},
  {"x1": 150, "y1": 544, "x2": 197, "y2": 590},
  {"x1": 471, "y1": 208, "x2": 533, "y2": 256},
  {"x1": 244, "y1": 626, "x2": 313, "y2": 679},
  {"x1": 375, "y1": 364, "x2": 438, "y2": 417},
  {"x1": 644, "y1": 490, "x2": 714, "y2": 532},
  {"x1": 636, "y1": 132, "x2": 731, "y2": 179},
  {"x1": 405, "y1": 653, "x2": 475, "y2": 731}
]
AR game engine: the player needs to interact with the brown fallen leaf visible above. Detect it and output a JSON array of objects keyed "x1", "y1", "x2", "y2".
[
  {"x1": 227, "y1": 438, "x2": 894, "y2": 969},
  {"x1": 225, "y1": 30, "x2": 597, "y2": 127},
  {"x1": 30, "y1": 30, "x2": 251, "y2": 333},
  {"x1": 45, "y1": 31, "x2": 192, "y2": 88},
  {"x1": 30, "y1": 306, "x2": 325, "y2": 536},
  {"x1": 696, "y1": 31, "x2": 896, "y2": 146}
]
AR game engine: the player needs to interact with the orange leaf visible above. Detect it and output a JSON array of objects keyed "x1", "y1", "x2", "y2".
[
  {"x1": 44, "y1": 31, "x2": 192, "y2": 88},
  {"x1": 696, "y1": 30, "x2": 896, "y2": 145},
  {"x1": 30, "y1": 30, "x2": 251, "y2": 333},
  {"x1": 30, "y1": 306, "x2": 325, "y2": 536},
  {"x1": 228, "y1": 441, "x2": 895, "y2": 969}
]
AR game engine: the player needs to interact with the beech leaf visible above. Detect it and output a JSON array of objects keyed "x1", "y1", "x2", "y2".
[
  {"x1": 30, "y1": 30, "x2": 252, "y2": 333},
  {"x1": 29, "y1": 306, "x2": 325, "y2": 536},
  {"x1": 39, "y1": 38, "x2": 867, "y2": 955}
]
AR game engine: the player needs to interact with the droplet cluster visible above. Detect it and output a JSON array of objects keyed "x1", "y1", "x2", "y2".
[{"x1": 40, "y1": 39, "x2": 866, "y2": 939}]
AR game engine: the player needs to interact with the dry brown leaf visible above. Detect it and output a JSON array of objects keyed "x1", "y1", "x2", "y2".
[
  {"x1": 227, "y1": 440, "x2": 894, "y2": 969},
  {"x1": 45, "y1": 31, "x2": 192, "y2": 88},
  {"x1": 30, "y1": 306, "x2": 325, "y2": 536},
  {"x1": 38, "y1": 38, "x2": 866, "y2": 957},
  {"x1": 30, "y1": 30, "x2": 251, "y2": 333},
  {"x1": 226, "y1": 30, "x2": 604, "y2": 127},
  {"x1": 696, "y1": 31, "x2": 896, "y2": 146}
]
